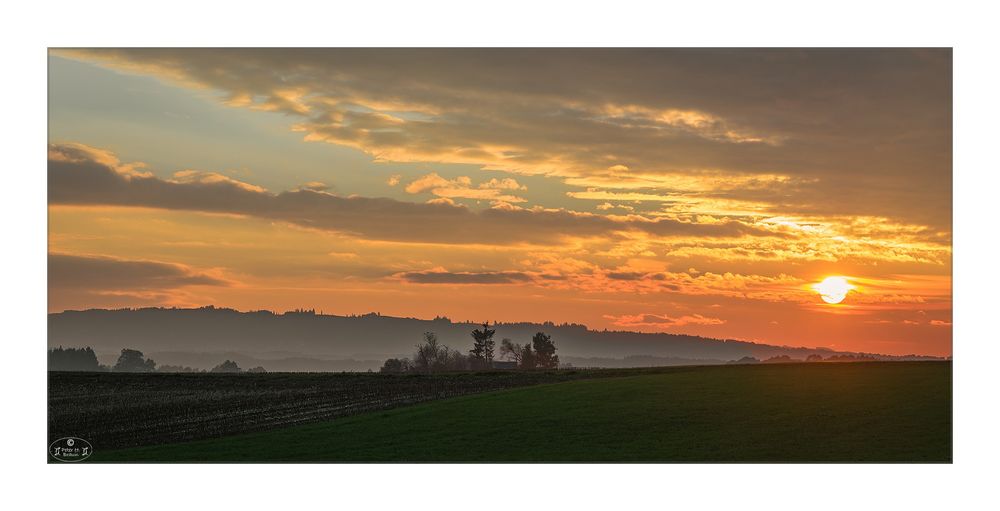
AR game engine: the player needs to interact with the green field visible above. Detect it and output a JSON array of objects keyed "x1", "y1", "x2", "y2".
[{"x1": 92, "y1": 362, "x2": 951, "y2": 463}]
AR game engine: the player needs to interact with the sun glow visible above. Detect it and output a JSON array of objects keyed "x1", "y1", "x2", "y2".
[{"x1": 813, "y1": 276, "x2": 854, "y2": 304}]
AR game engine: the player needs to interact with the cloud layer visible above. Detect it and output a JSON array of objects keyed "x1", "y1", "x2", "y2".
[
  {"x1": 49, "y1": 253, "x2": 225, "y2": 291},
  {"x1": 395, "y1": 270, "x2": 534, "y2": 284},
  {"x1": 605, "y1": 313, "x2": 728, "y2": 330},
  {"x1": 57, "y1": 48, "x2": 952, "y2": 230},
  {"x1": 48, "y1": 143, "x2": 779, "y2": 245}
]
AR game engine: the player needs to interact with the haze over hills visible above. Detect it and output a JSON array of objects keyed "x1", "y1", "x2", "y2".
[{"x1": 48, "y1": 306, "x2": 945, "y2": 371}]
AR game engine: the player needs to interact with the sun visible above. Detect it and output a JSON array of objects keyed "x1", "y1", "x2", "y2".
[{"x1": 813, "y1": 276, "x2": 854, "y2": 304}]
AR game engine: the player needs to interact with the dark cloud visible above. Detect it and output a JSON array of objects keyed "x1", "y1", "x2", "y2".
[
  {"x1": 48, "y1": 143, "x2": 779, "y2": 244},
  {"x1": 58, "y1": 48, "x2": 952, "y2": 230},
  {"x1": 49, "y1": 253, "x2": 226, "y2": 291},
  {"x1": 607, "y1": 271, "x2": 646, "y2": 281},
  {"x1": 395, "y1": 270, "x2": 534, "y2": 284},
  {"x1": 536, "y1": 274, "x2": 568, "y2": 281}
]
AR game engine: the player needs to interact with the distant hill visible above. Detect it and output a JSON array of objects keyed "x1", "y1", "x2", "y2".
[{"x1": 48, "y1": 306, "x2": 944, "y2": 371}]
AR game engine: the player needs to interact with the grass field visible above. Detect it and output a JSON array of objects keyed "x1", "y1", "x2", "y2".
[{"x1": 90, "y1": 362, "x2": 951, "y2": 463}]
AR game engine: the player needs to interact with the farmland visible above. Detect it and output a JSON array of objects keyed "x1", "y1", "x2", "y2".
[
  {"x1": 54, "y1": 362, "x2": 952, "y2": 462},
  {"x1": 48, "y1": 367, "x2": 672, "y2": 451}
]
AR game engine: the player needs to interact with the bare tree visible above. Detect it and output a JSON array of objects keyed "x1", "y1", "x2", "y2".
[
  {"x1": 383, "y1": 332, "x2": 469, "y2": 373},
  {"x1": 414, "y1": 332, "x2": 442, "y2": 372},
  {"x1": 499, "y1": 338, "x2": 523, "y2": 364}
]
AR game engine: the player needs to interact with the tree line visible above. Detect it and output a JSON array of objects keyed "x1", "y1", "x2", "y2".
[
  {"x1": 48, "y1": 346, "x2": 266, "y2": 373},
  {"x1": 381, "y1": 322, "x2": 559, "y2": 374},
  {"x1": 726, "y1": 353, "x2": 882, "y2": 365}
]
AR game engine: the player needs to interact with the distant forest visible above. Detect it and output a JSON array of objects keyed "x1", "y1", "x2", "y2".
[{"x1": 49, "y1": 346, "x2": 265, "y2": 373}]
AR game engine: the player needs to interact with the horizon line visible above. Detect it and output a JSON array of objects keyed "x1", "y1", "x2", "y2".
[{"x1": 49, "y1": 304, "x2": 948, "y2": 359}]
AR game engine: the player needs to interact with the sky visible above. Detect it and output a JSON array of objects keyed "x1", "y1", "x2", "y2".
[{"x1": 47, "y1": 49, "x2": 952, "y2": 356}]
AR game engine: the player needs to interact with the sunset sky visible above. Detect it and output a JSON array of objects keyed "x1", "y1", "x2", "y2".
[{"x1": 47, "y1": 49, "x2": 952, "y2": 356}]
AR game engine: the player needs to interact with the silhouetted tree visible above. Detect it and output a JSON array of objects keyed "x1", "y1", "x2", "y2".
[
  {"x1": 469, "y1": 322, "x2": 496, "y2": 370},
  {"x1": 443, "y1": 349, "x2": 469, "y2": 371},
  {"x1": 382, "y1": 332, "x2": 470, "y2": 373},
  {"x1": 48, "y1": 346, "x2": 101, "y2": 371},
  {"x1": 415, "y1": 332, "x2": 470, "y2": 372},
  {"x1": 519, "y1": 343, "x2": 536, "y2": 369},
  {"x1": 531, "y1": 332, "x2": 558, "y2": 369},
  {"x1": 246, "y1": 366, "x2": 267, "y2": 373},
  {"x1": 211, "y1": 360, "x2": 241, "y2": 373},
  {"x1": 805, "y1": 354, "x2": 824, "y2": 362},
  {"x1": 499, "y1": 338, "x2": 539, "y2": 369},
  {"x1": 380, "y1": 358, "x2": 412, "y2": 374},
  {"x1": 113, "y1": 348, "x2": 156, "y2": 372},
  {"x1": 414, "y1": 332, "x2": 443, "y2": 372},
  {"x1": 499, "y1": 338, "x2": 522, "y2": 364}
]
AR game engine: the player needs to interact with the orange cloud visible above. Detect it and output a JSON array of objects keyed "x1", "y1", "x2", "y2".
[
  {"x1": 404, "y1": 172, "x2": 527, "y2": 203},
  {"x1": 604, "y1": 312, "x2": 727, "y2": 330},
  {"x1": 49, "y1": 143, "x2": 780, "y2": 245}
]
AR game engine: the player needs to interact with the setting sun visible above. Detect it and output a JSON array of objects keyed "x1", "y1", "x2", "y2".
[{"x1": 814, "y1": 276, "x2": 854, "y2": 304}]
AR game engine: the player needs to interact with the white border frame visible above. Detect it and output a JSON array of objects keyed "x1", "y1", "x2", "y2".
[{"x1": 4, "y1": 1, "x2": 997, "y2": 509}]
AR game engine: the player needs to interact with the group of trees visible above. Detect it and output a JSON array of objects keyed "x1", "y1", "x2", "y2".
[
  {"x1": 381, "y1": 323, "x2": 559, "y2": 374},
  {"x1": 498, "y1": 332, "x2": 559, "y2": 369},
  {"x1": 414, "y1": 333, "x2": 469, "y2": 371},
  {"x1": 156, "y1": 360, "x2": 266, "y2": 373},
  {"x1": 381, "y1": 332, "x2": 470, "y2": 373},
  {"x1": 113, "y1": 348, "x2": 158, "y2": 372},
  {"x1": 48, "y1": 346, "x2": 102, "y2": 372},
  {"x1": 47, "y1": 347, "x2": 265, "y2": 373}
]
